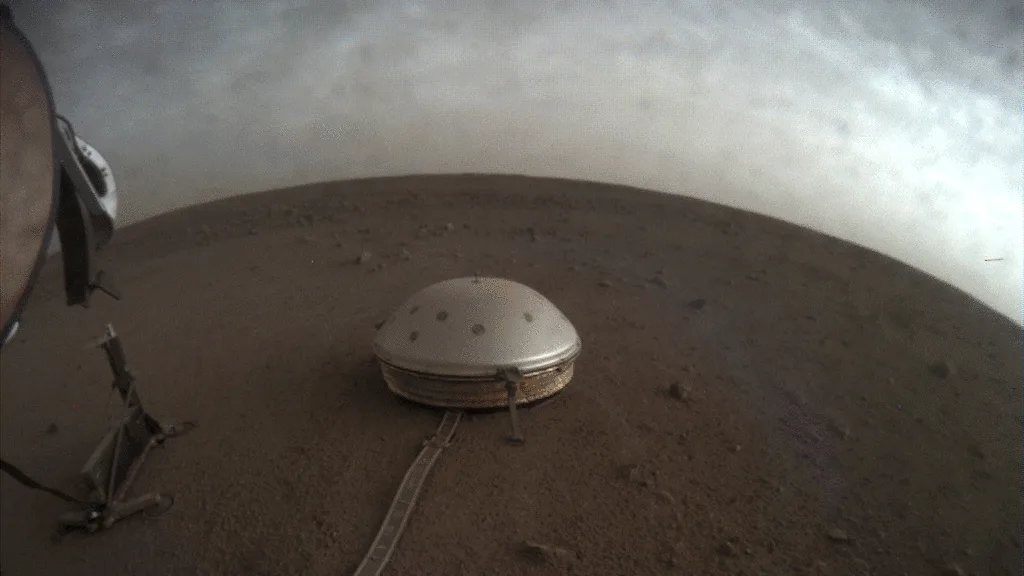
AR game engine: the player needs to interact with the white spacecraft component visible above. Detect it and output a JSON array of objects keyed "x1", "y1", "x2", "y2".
[{"x1": 373, "y1": 276, "x2": 581, "y2": 410}]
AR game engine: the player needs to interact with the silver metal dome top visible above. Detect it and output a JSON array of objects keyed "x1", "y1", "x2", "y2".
[{"x1": 373, "y1": 277, "x2": 581, "y2": 378}]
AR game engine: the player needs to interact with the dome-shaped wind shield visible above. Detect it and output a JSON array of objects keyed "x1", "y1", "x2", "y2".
[{"x1": 374, "y1": 277, "x2": 581, "y2": 378}]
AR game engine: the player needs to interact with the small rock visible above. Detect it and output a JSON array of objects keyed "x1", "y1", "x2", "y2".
[
  {"x1": 627, "y1": 464, "x2": 657, "y2": 487},
  {"x1": 598, "y1": 280, "x2": 612, "y2": 288},
  {"x1": 654, "y1": 490, "x2": 675, "y2": 505},
  {"x1": 668, "y1": 381, "x2": 691, "y2": 403},
  {"x1": 812, "y1": 560, "x2": 833, "y2": 575},
  {"x1": 941, "y1": 564, "x2": 964, "y2": 576},
  {"x1": 826, "y1": 528, "x2": 850, "y2": 543},
  {"x1": 648, "y1": 276, "x2": 668, "y2": 288},
  {"x1": 399, "y1": 249, "x2": 412, "y2": 261},
  {"x1": 628, "y1": 466, "x2": 646, "y2": 485},
  {"x1": 45, "y1": 423, "x2": 59, "y2": 435},
  {"x1": 357, "y1": 251, "x2": 372, "y2": 265},
  {"x1": 828, "y1": 418, "x2": 851, "y2": 440},
  {"x1": 444, "y1": 222, "x2": 455, "y2": 232},
  {"x1": 247, "y1": 227, "x2": 258, "y2": 236},
  {"x1": 729, "y1": 444, "x2": 742, "y2": 453},
  {"x1": 374, "y1": 320, "x2": 386, "y2": 330},
  {"x1": 929, "y1": 360, "x2": 956, "y2": 379},
  {"x1": 520, "y1": 541, "x2": 577, "y2": 566},
  {"x1": 687, "y1": 298, "x2": 706, "y2": 310},
  {"x1": 569, "y1": 264, "x2": 581, "y2": 272},
  {"x1": 851, "y1": 557, "x2": 871, "y2": 573},
  {"x1": 717, "y1": 541, "x2": 739, "y2": 557}
]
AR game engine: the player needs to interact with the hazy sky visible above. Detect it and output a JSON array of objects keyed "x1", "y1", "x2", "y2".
[{"x1": 9, "y1": 0, "x2": 1023, "y2": 321}]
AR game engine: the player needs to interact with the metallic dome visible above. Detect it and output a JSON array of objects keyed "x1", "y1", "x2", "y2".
[{"x1": 373, "y1": 277, "x2": 581, "y2": 409}]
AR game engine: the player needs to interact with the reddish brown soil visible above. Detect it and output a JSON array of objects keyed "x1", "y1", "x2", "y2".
[{"x1": 1, "y1": 175, "x2": 1020, "y2": 576}]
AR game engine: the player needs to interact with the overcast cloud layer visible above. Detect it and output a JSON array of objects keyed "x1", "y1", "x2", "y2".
[{"x1": 10, "y1": 0, "x2": 1023, "y2": 321}]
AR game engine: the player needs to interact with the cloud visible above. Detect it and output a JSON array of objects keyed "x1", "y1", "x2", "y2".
[{"x1": 11, "y1": 0, "x2": 1023, "y2": 320}]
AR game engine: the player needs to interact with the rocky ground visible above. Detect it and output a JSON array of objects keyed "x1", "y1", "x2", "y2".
[{"x1": 1, "y1": 175, "x2": 1020, "y2": 576}]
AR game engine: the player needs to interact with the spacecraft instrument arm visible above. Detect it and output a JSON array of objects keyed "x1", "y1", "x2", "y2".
[{"x1": 0, "y1": 3, "x2": 119, "y2": 345}]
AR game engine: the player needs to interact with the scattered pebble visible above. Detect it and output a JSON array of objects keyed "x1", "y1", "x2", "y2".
[
  {"x1": 966, "y1": 444, "x2": 985, "y2": 460},
  {"x1": 729, "y1": 444, "x2": 742, "y2": 453},
  {"x1": 941, "y1": 564, "x2": 964, "y2": 576},
  {"x1": 826, "y1": 528, "x2": 850, "y2": 543},
  {"x1": 598, "y1": 280, "x2": 612, "y2": 288},
  {"x1": 627, "y1": 464, "x2": 657, "y2": 487},
  {"x1": 687, "y1": 298, "x2": 706, "y2": 310},
  {"x1": 520, "y1": 541, "x2": 577, "y2": 566},
  {"x1": 357, "y1": 251, "x2": 372, "y2": 265},
  {"x1": 813, "y1": 560, "x2": 833, "y2": 575},
  {"x1": 654, "y1": 490, "x2": 675, "y2": 505},
  {"x1": 668, "y1": 381, "x2": 691, "y2": 403},
  {"x1": 827, "y1": 417, "x2": 851, "y2": 440},
  {"x1": 929, "y1": 360, "x2": 956, "y2": 379},
  {"x1": 45, "y1": 423, "x2": 59, "y2": 435},
  {"x1": 400, "y1": 249, "x2": 412, "y2": 261},
  {"x1": 648, "y1": 276, "x2": 668, "y2": 288},
  {"x1": 717, "y1": 540, "x2": 739, "y2": 557},
  {"x1": 311, "y1": 512, "x2": 328, "y2": 528},
  {"x1": 444, "y1": 222, "x2": 455, "y2": 232}
]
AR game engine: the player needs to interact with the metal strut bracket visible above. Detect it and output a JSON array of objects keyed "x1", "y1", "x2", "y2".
[
  {"x1": 353, "y1": 410, "x2": 462, "y2": 576},
  {"x1": 499, "y1": 367, "x2": 525, "y2": 446},
  {"x1": 55, "y1": 324, "x2": 193, "y2": 537}
]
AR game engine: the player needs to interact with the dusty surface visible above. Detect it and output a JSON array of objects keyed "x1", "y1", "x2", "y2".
[{"x1": 0, "y1": 175, "x2": 1020, "y2": 576}]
